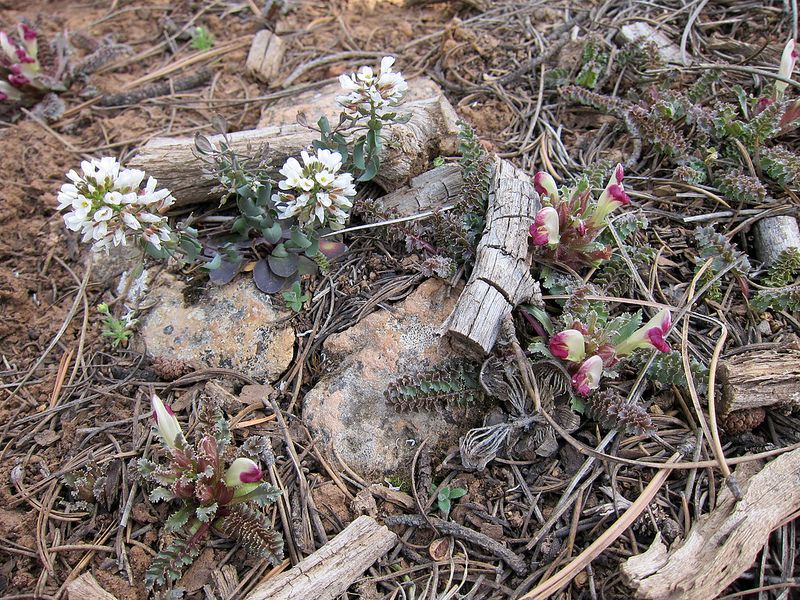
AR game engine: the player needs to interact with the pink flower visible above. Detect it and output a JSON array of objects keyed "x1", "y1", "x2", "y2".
[
  {"x1": 534, "y1": 171, "x2": 559, "y2": 201},
  {"x1": 571, "y1": 355, "x2": 603, "y2": 396},
  {"x1": 20, "y1": 24, "x2": 36, "y2": 42},
  {"x1": 530, "y1": 206, "x2": 559, "y2": 246},
  {"x1": 549, "y1": 329, "x2": 586, "y2": 362},
  {"x1": 776, "y1": 39, "x2": 797, "y2": 100},
  {"x1": 615, "y1": 309, "x2": 672, "y2": 356},
  {"x1": 590, "y1": 165, "x2": 631, "y2": 227},
  {"x1": 225, "y1": 458, "x2": 263, "y2": 487}
]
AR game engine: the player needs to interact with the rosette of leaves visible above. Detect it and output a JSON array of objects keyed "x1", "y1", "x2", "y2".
[
  {"x1": 136, "y1": 400, "x2": 283, "y2": 589},
  {"x1": 194, "y1": 131, "x2": 346, "y2": 293}
]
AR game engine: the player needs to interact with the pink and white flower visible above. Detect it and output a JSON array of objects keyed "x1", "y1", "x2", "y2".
[
  {"x1": 775, "y1": 39, "x2": 798, "y2": 100},
  {"x1": 571, "y1": 355, "x2": 603, "y2": 397},
  {"x1": 151, "y1": 394, "x2": 184, "y2": 449},
  {"x1": 549, "y1": 329, "x2": 586, "y2": 362},
  {"x1": 534, "y1": 171, "x2": 559, "y2": 201},
  {"x1": 224, "y1": 458, "x2": 263, "y2": 487},
  {"x1": 615, "y1": 309, "x2": 672, "y2": 356},
  {"x1": 530, "y1": 206, "x2": 560, "y2": 246},
  {"x1": 590, "y1": 164, "x2": 630, "y2": 226}
]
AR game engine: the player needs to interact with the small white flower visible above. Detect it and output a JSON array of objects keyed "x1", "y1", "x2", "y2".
[
  {"x1": 336, "y1": 56, "x2": 407, "y2": 115},
  {"x1": 56, "y1": 157, "x2": 177, "y2": 253},
  {"x1": 275, "y1": 149, "x2": 356, "y2": 229},
  {"x1": 94, "y1": 206, "x2": 113, "y2": 221},
  {"x1": 315, "y1": 171, "x2": 334, "y2": 186}
]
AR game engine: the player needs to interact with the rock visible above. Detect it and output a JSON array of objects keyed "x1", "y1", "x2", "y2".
[
  {"x1": 302, "y1": 279, "x2": 480, "y2": 480},
  {"x1": 139, "y1": 273, "x2": 295, "y2": 382}
]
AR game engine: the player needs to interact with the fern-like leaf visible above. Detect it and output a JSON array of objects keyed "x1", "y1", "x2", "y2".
[
  {"x1": 385, "y1": 362, "x2": 484, "y2": 413},
  {"x1": 751, "y1": 285, "x2": 800, "y2": 312},
  {"x1": 763, "y1": 248, "x2": 800, "y2": 287},
  {"x1": 145, "y1": 537, "x2": 201, "y2": 589},
  {"x1": 215, "y1": 505, "x2": 284, "y2": 564}
]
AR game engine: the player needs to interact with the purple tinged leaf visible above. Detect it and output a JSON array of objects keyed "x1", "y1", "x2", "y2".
[
  {"x1": 319, "y1": 240, "x2": 347, "y2": 260},
  {"x1": 253, "y1": 259, "x2": 288, "y2": 294},
  {"x1": 208, "y1": 259, "x2": 241, "y2": 285},
  {"x1": 268, "y1": 252, "x2": 298, "y2": 278}
]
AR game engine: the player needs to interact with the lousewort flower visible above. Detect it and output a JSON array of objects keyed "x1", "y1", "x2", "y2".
[
  {"x1": 615, "y1": 309, "x2": 672, "y2": 356},
  {"x1": 530, "y1": 206, "x2": 560, "y2": 246},
  {"x1": 775, "y1": 39, "x2": 798, "y2": 100},
  {"x1": 534, "y1": 171, "x2": 559, "y2": 202},
  {"x1": 337, "y1": 56, "x2": 408, "y2": 116},
  {"x1": 0, "y1": 23, "x2": 40, "y2": 101},
  {"x1": 590, "y1": 164, "x2": 630, "y2": 226},
  {"x1": 571, "y1": 355, "x2": 603, "y2": 397},
  {"x1": 151, "y1": 394, "x2": 184, "y2": 449},
  {"x1": 224, "y1": 458, "x2": 263, "y2": 487},
  {"x1": 274, "y1": 149, "x2": 356, "y2": 229},
  {"x1": 549, "y1": 329, "x2": 586, "y2": 362},
  {"x1": 56, "y1": 157, "x2": 176, "y2": 253}
]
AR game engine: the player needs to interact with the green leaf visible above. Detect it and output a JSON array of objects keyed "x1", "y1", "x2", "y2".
[
  {"x1": 522, "y1": 304, "x2": 554, "y2": 335},
  {"x1": 262, "y1": 222, "x2": 283, "y2": 244},
  {"x1": 318, "y1": 115, "x2": 331, "y2": 135},
  {"x1": 448, "y1": 487, "x2": 467, "y2": 499},
  {"x1": 439, "y1": 497, "x2": 451, "y2": 516},
  {"x1": 230, "y1": 482, "x2": 283, "y2": 506},
  {"x1": 352, "y1": 140, "x2": 366, "y2": 170},
  {"x1": 165, "y1": 506, "x2": 193, "y2": 532},
  {"x1": 205, "y1": 254, "x2": 223, "y2": 271},
  {"x1": 289, "y1": 228, "x2": 312, "y2": 250},
  {"x1": 196, "y1": 503, "x2": 218, "y2": 523},
  {"x1": 148, "y1": 487, "x2": 174, "y2": 503},
  {"x1": 358, "y1": 155, "x2": 380, "y2": 182}
]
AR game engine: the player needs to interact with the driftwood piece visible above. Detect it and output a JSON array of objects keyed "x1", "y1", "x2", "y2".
[
  {"x1": 243, "y1": 515, "x2": 397, "y2": 600},
  {"x1": 621, "y1": 448, "x2": 800, "y2": 599},
  {"x1": 377, "y1": 164, "x2": 463, "y2": 216},
  {"x1": 753, "y1": 215, "x2": 800, "y2": 266},
  {"x1": 130, "y1": 78, "x2": 459, "y2": 207},
  {"x1": 66, "y1": 573, "x2": 118, "y2": 600},
  {"x1": 717, "y1": 349, "x2": 800, "y2": 415},
  {"x1": 246, "y1": 30, "x2": 285, "y2": 84},
  {"x1": 444, "y1": 157, "x2": 540, "y2": 354},
  {"x1": 617, "y1": 22, "x2": 685, "y2": 65}
]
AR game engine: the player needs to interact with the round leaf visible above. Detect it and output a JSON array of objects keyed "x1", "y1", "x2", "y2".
[
  {"x1": 253, "y1": 259, "x2": 288, "y2": 294},
  {"x1": 268, "y1": 252, "x2": 299, "y2": 278}
]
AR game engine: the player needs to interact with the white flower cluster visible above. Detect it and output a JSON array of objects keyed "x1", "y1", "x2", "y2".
[
  {"x1": 274, "y1": 149, "x2": 356, "y2": 230},
  {"x1": 57, "y1": 157, "x2": 176, "y2": 253},
  {"x1": 337, "y1": 56, "x2": 408, "y2": 116}
]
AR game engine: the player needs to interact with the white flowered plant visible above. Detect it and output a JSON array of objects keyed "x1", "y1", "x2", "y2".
[
  {"x1": 57, "y1": 157, "x2": 182, "y2": 254},
  {"x1": 336, "y1": 56, "x2": 408, "y2": 117},
  {"x1": 273, "y1": 149, "x2": 356, "y2": 230}
]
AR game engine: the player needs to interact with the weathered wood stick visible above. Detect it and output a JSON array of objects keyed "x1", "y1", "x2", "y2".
[
  {"x1": 66, "y1": 573, "x2": 118, "y2": 600},
  {"x1": 243, "y1": 515, "x2": 397, "y2": 600},
  {"x1": 130, "y1": 79, "x2": 459, "y2": 207},
  {"x1": 377, "y1": 164, "x2": 463, "y2": 216},
  {"x1": 246, "y1": 30, "x2": 285, "y2": 84},
  {"x1": 444, "y1": 157, "x2": 541, "y2": 354},
  {"x1": 717, "y1": 349, "x2": 800, "y2": 415},
  {"x1": 753, "y1": 215, "x2": 800, "y2": 266},
  {"x1": 621, "y1": 448, "x2": 800, "y2": 600}
]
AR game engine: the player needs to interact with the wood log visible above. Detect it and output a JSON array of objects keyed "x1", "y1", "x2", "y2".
[
  {"x1": 246, "y1": 30, "x2": 285, "y2": 84},
  {"x1": 243, "y1": 515, "x2": 397, "y2": 600},
  {"x1": 444, "y1": 157, "x2": 541, "y2": 354},
  {"x1": 717, "y1": 349, "x2": 800, "y2": 415},
  {"x1": 377, "y1": 164, "x2": 463, "y2": 216},
  {"x1": 621, "y1": 448, "x2": 800, "y2": 599},
  {"x1": 130, "y1": 78, "x2": 459, "y2": 207},
  {"x1": 753, "y1": 215, "x2": 800, "y2": 266},
  {"x1": 66, "y1": 573, "x2": 118, "y2": 600}
]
